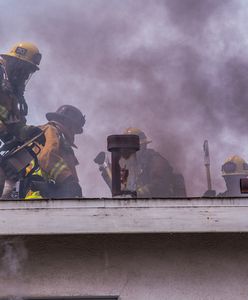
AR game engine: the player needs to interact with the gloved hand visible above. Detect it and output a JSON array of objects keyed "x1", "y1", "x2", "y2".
[
  {"x1": 55, "y1": 176, "x2": 83, "y2": 198},
  {"x1": 21, "y1": 126, "x2": 46, "y2": 146},
  {"x1": 202, "y1": 189, "x2": 216, "y2": 197},
  {"x1": 94, "y1": 151, "x2": 106, "y2": 165}
]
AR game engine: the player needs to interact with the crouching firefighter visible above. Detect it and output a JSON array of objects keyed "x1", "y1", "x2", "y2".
[
  {"x1": 22, "y1": 105, "x2": 85, "y2": 199},
  {"x1": 94, "y1": 127, "x2": 187, "y2": 198},
  {"x1": 0, "y1": 42, "x2": 45, "y2": 196}
]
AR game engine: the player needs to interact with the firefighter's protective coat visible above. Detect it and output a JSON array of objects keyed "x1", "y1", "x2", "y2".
[{"x1": 37, "y1": 122, "x2": 79, "y2": 183}]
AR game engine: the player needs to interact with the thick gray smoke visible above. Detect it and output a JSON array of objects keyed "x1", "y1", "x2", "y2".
[
  {"x1": 0, "y1": 0, "x2": 248, "y2": 196},
  {"x1": 0, "y1": 237, "x2": 28, "y2": 297},
  {"x1": 0, "y1": 238, "x2": 27, "y2": 277}
]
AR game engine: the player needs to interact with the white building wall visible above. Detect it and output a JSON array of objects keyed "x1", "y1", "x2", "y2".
[{"x1": 1, "y1": 233, "x2": 248, "y2": 300}]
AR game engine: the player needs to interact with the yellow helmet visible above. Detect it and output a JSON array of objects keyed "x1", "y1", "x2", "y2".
[
  {"x1": 1, "y1": 42, "x2": 41, "y2": 70},
  {"x1": 124, "y1": 127, "x2": 152, "y2": 145},
  {"x1": 221, "y1": 155, "x2": 248, "y2": 176}
]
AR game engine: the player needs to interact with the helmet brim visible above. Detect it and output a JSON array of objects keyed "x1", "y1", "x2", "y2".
[
  {"x1": 46, "y1": 112, "x2": 83, "y2": 134},
  {"x1": 222, "y1": 173, "x2": 248, "y2": 177}
]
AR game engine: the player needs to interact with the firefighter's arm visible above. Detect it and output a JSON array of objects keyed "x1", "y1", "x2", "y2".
[
  {"x1": 94, "y1": 151, "x2": 112, "y2": 190},
  {"x1": 37, "y1": 125, "x2": 73, "y2": 183}
]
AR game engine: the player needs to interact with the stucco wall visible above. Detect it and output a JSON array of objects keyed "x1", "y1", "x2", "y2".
[{"x1": 1, "y1": 233, "x2": 248, "y2": 300}]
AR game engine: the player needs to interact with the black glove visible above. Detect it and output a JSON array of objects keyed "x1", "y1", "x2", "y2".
[
  {"x1": 22, "y1": 126, "x2": 46, "y2": 146},
  {"x1": 94, "y1": 151, "x2": 106, "y2": 165},
  {"x1": 55, "y1": 176, "x2": 83, "y2": 198}
]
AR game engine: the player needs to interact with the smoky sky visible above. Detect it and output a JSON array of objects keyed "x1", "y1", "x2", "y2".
[
  {"x1": 0, "y1": 0, "x2": 248, "y2": 196},
  {"x1": 164, "y1": 0, "x2": 232, "y2": 33}
]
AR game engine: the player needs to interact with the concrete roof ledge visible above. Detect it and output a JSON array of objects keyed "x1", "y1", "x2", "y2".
[{"x1": 1, "y1": 197, "x2": 248, "y2": 235}]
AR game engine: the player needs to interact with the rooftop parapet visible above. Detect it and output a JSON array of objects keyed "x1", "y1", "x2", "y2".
[{"x1": 0, "y1": 197, "x2": 248, "y2": 235}]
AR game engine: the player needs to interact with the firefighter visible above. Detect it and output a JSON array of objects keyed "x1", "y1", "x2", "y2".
[
  {"x1": 123, "y1": 128, "x2": 187, "y2": 197},
  {"x1": 0, "y1": 42, "x2": 44, "y2": 140},
  {"x1": 23, "y1": 105, "x2": 85, "y2": 199},
  {"x1": 95, "y1": 128, "x2": 187, "y2": 197},
  {"x1": 0, "y1": 42, "x2": 45, "y2": 197},
  {"x1": 204, "y1": 155, "x2": 248, "y2": 197}
]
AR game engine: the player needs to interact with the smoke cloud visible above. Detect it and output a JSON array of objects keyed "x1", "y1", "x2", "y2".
[
  {"x1": 0, "y1": 238, "x2": 27, "y2": 277},
  {"x1": 0, "y1": 237, "x2": 28, "y2": 297},
  {"x1": 0, "y1": 0, "x2": 248, "y2": 196}
]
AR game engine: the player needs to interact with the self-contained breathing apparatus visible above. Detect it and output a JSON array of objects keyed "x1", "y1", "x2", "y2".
[{"x1": 0, "y1": 131, "x2": 43, "y2": 198}]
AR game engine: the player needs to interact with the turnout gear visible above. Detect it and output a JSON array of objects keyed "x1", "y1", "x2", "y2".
[
  {"x1": 0, "y1": 42, "x2": 42, "y2": 138},
  {"x1": 135, "y1": 148, "x2": 186, "y2": 197},
  {"x1": 124, "y1": 128, "x2": 186, "y2": 197},
  {"x1": 24, "y1": 107, "x2": 84, "y2": 199},
  {"x1": 53, "y1": 175, "x2": 82, "y2": 198},
  {"x1": 46, "y1": 105, "x2": 85, "y2": 134},
  {"x1": 0, "y1": 131, "x2": 44, "y2": 198},
  {"x1": 36, "y1": 122, "x2": 80, "y2": 183},
  {"x1": 25, "y1": 190, "x2": 43, "y2": 199},
  {"x1": 25, "y1": 175, "x2": 82, "y2": 199},
  {"x1": 0, "y1": 42, "x2": 43, "y2": 198}
]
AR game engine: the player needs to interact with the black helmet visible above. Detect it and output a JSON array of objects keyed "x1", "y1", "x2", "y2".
[{"x1": 46, "y1": 105, "x2": 85, "y2": 134}]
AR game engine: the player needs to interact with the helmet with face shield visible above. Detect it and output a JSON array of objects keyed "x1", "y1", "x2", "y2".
[
  {"x1": 221, "y1": 155, "x2": 248, "y2": 177},
  {"x1": 1, "y1": 42, "x2": 41, "y2": 88}
]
